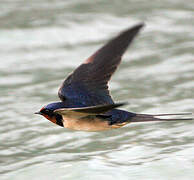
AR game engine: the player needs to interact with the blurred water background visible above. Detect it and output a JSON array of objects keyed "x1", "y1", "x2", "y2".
[{"x1": 0, "y1": 0, "x2": 194, "y2": 179}]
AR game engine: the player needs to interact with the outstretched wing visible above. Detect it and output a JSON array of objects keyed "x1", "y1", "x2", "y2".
[
  {"x1": 58, "y1": 23, "x2": 144, "y2": 106},
  {"x1": 54, "y1": 102, "x2": 126, "y2": 117}
]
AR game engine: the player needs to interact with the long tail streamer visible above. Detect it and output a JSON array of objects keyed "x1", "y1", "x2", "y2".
[{"x1": 131, "y1": 113, "x2": 193, "y2": 122}]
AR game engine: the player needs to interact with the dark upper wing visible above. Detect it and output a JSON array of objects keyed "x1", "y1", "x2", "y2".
[
  {"x1": 58, "y1": 23, "x2": 144, "y2": 106},
  {"x1": 54, "y1": 102, "x2": 126, "y2": 116}
]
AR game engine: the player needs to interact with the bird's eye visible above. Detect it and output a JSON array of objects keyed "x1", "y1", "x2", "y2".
[
  {"x1": 45, "y1": 109, "x2": 49, "y2": 113},
  {"x1": 43, "y1": 109, "x2": 50, "y2": 114}
]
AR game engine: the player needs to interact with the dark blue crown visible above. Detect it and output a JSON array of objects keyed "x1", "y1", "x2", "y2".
[{"x1": 44, "y1": 102, "x2": 66, "y2": 110}]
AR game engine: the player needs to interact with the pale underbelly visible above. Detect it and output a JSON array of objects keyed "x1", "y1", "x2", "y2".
[{"x1": 62, "y1": 116, "x2": 127, "y2": 131}]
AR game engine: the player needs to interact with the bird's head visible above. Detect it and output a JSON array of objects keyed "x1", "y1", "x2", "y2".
[{"x1": 35, "y1": 102, "x2": 65, "y2": 127}]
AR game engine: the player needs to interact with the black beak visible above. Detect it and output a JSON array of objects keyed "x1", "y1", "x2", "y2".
[{"x1": 34, "y1": 111, "x2": 42, "y2": 115}]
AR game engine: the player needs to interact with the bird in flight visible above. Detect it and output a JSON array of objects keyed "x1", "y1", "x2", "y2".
[{"x1": 35, "y1": 23, "x2": 192, "y2": 131}]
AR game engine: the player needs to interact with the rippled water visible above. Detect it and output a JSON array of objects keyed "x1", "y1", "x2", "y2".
[{"x1": 1, "y1": 0, "x2": 194, "y2": 179}]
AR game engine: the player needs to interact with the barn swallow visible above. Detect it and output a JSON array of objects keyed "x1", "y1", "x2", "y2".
[{"x1": 35, "y1": 23, "x2": 193, "y2": 131}]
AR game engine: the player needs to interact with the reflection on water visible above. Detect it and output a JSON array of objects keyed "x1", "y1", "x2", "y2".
[{"x1": 0, "y1": 0, "x2": 194, "y2": 179}]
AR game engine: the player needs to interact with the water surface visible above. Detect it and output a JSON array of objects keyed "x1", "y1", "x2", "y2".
[{"x1": 0, "y1": 0, "x2": 194, "y2": 179}]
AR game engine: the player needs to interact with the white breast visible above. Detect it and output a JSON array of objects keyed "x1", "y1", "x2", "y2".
[{"x1": 62, "y1": 115, "x2": 113, "y2": 131}]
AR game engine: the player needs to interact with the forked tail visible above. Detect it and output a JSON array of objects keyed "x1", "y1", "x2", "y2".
[{"x1": 130, "y1": 113, "x2": 193, "y2": 123}]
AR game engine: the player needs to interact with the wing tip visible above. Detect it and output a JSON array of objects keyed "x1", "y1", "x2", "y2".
[
  {"x1": 135, "y1": 22, "x2": 145, "y2": 29},
  {"x1": 127, "y1": 22, "x2": 145, "y2": 34},
  {"x1": 114, "y1": 102, "x2": 128, "y2": 108}
]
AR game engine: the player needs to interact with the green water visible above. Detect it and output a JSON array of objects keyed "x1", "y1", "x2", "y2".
[{"x1": 0, "y1": 0, "x2": 194, "y2": 179}]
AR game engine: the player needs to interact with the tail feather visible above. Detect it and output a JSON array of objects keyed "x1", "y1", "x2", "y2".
[
  {"x1": 130, "y1": 113, "x2": 193, "y2": 123},
  {"x1": 146, "y1": 113, "x2": 192, "y2": 116}
]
